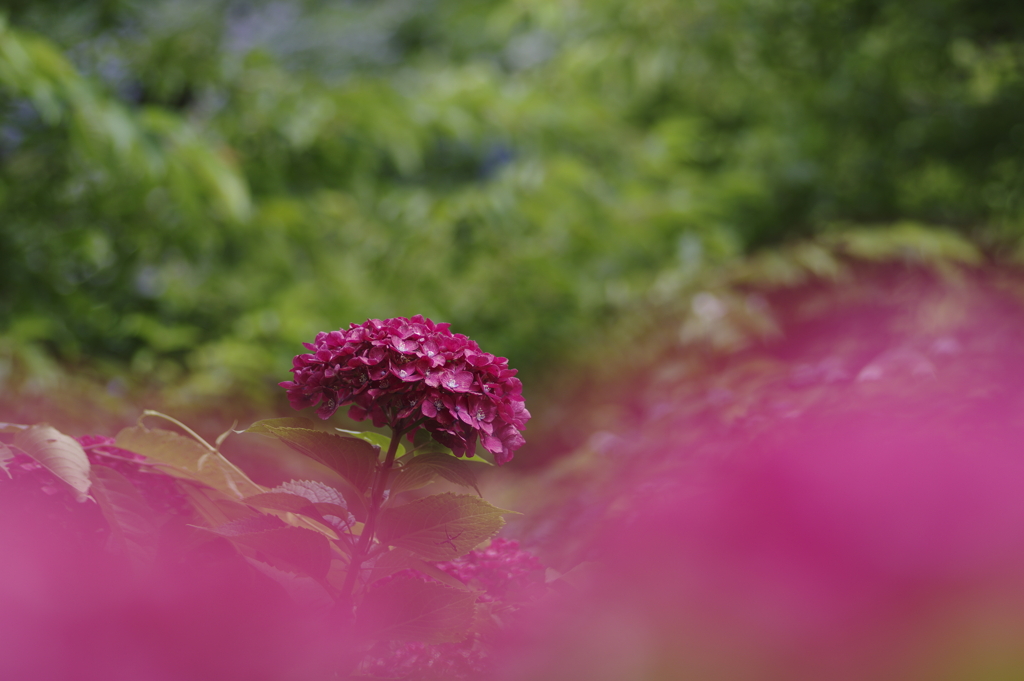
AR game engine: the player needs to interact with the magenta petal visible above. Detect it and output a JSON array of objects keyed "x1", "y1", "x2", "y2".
[
  {"x1": 482, "y1": 434, "x2": 503, "y2": 454},
  {"x1": 316, "y1": 397, "x2": 340, "y2": 420},
  {"x1": 440, "y1": 370, "x2": 474, "y2": 392},
  {"x1": 392, "y1": 336, "x2": 420, "y2": 353},
  {"x1": 466, "y1": 352, "x2": 493, "y2": 367},
  {"x1": 367, "y1": 363, "x2": 390, "y2": 381},
  {"x1": 421, "y1": 400, "x2": 438, "y2": 418}
]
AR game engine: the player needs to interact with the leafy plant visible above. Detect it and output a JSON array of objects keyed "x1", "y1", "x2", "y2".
[{"x1": 0, "y1": 316, "x2": 543, "y2": 678}]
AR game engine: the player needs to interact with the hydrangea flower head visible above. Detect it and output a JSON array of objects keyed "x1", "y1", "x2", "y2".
[{"x1": 280, "y1": 316, "x2": 530, "y2": 464}]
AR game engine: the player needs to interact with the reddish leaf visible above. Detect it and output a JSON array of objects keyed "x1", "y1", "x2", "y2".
[{"x1": 89, "y1": 464, "x2": 158, "y2": 567}]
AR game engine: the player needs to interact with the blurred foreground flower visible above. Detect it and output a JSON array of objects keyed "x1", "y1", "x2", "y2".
[
  {"x1": 281, "y1": 315, "x2": 530, "y2": 463},
  {"x1": 496, "y1": 409, "x2": 1024, "y2": 680}
]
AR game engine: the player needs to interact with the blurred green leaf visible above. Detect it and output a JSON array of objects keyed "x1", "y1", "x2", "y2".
[
  {"x1": 357, "y1": 575, "x2": 478, "y2": 643},
  {"x1": 335, "y1": 429, "x2": 405, "y2": 459},
  {"x1": 114, "y1": 425, "x2": 264, "y2": 499}
]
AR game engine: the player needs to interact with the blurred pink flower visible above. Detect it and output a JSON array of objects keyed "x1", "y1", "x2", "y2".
[{"x1": 497, "y1": 411, "x2": 1024, "y2": 680}]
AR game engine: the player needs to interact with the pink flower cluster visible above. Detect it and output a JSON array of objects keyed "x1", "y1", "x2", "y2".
[
  {"x1": 280, "y1": 316, "x2": 530, "y2": 464},
  {"x1": 363, "y1": 539, "x2": 545, "y2": 679},
  {"x1": 434, "y1": 538, "x2": 544, "y2": 602}
]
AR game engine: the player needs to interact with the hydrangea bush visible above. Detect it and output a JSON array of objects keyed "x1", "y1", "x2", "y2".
[{"x1": 0, "y1": 317, "x2": 544, "y2": 679}]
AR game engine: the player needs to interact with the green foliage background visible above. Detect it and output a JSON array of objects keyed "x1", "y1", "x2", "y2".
[{"x1": 3, "y1": 0, "x2": 1024, "y2": 410}]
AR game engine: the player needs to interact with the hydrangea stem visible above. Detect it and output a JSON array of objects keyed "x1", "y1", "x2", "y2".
[{"x1": 338, "y1": 427, "x2": 403, "y2": 609}]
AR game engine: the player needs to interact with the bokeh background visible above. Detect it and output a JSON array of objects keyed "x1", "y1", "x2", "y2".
[
  {"x1": 8, "y1": 2, "x2": 1024, "y2": 679},
  {"x1": 5, "y1": 0, "x2": 1024, "y2": 441}
]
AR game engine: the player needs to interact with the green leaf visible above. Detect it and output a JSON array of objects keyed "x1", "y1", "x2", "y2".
[
  {"x1": 376, "y1": 493, "x2": 510, "y2": 561},
  {"x1": 114, "y1": 425, "x2": 264, "y2": 499},
  {"x1": 393, "y1": 452, "x2": 482, "y2": 496},
  {"x1": 388, "y1": 461, "x2": 437, "y2": 496},
  {"x1": 457, "y1": 452, "x2": 495, "y2": 466},
  {"x1": 335, "y1": 428, "x2": 406, "y2": 459},
  {"x1": 89, "y1": 464, "x2": 158, "y2": 567},
  {"x1": 14, "y1": 424, "x2": 91, "y2": 502},
  {"x1": 357, "y1": 575, "x2": 478, "y2": 643},
  {"x1": 364, "y1": 547, "x2": 418, "y2": 585},
  {"x1": 361, "y1": 547, "x2": 473, "y2": 591},
  {"x1": 409, "y1": 429, "x2": 492, "y2": 466},
  {"x1": 253, "y1": 426, "x2": 378, "y2": 495},
  {"x1": 203, "y1": 514, "x2": 332, "y2": 580},
  {"x1": 246, "y1": 558, "x2": 334, "y2": 615},
  {"x1": 176, "y1": 480, "x2": 239, "y2": 528}
]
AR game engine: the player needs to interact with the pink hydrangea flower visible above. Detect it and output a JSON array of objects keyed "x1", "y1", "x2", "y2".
[{"x1": 279, "y1": 316, "x2": 530, "y2": 464}]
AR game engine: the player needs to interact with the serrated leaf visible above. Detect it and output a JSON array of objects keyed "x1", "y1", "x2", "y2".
[
  {"x1": 256, "y1": 426, "x2": 378, "y2": 495},
  {"x1": 274, "y1": 479, "x2": 348, "y2": 506},
  {"x1": 89, "y1": 464, "x2": 157, "y2": 567},
  {"x1": 14, "y1": 424, "x2": 91, "y2": 502},
  {"x1": 244, "y1": 491, "x2": 326, "y2": 516},
  {"x1": 364, "y1": 547, "x2": 418, "y2": 585},
  {"x1": 114, "y1": 425, "x2": 264, "y2": 499},
  {"x1": 393, "y1": 452, "x2": 482, "y2": 496},
  {"x1": 357, "y1": 575, "x2": 478, "y2": 643},
  {"x1": 269, "y1": 480, "x2": 358, "y2": 531},
  {"x1": 360, "y1": 548, "x2": 472, "y2": 591},
  {"x1": 377, "y1": 493, "x2": 509, "y2": 561},
  {"x1": 203, "y1": 514, "x2": 331, "y2": 580}
]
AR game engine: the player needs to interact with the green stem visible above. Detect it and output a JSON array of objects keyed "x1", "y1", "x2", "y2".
[{"x1": 337, "y1": 427, "x2": 403, "y2": 609}]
